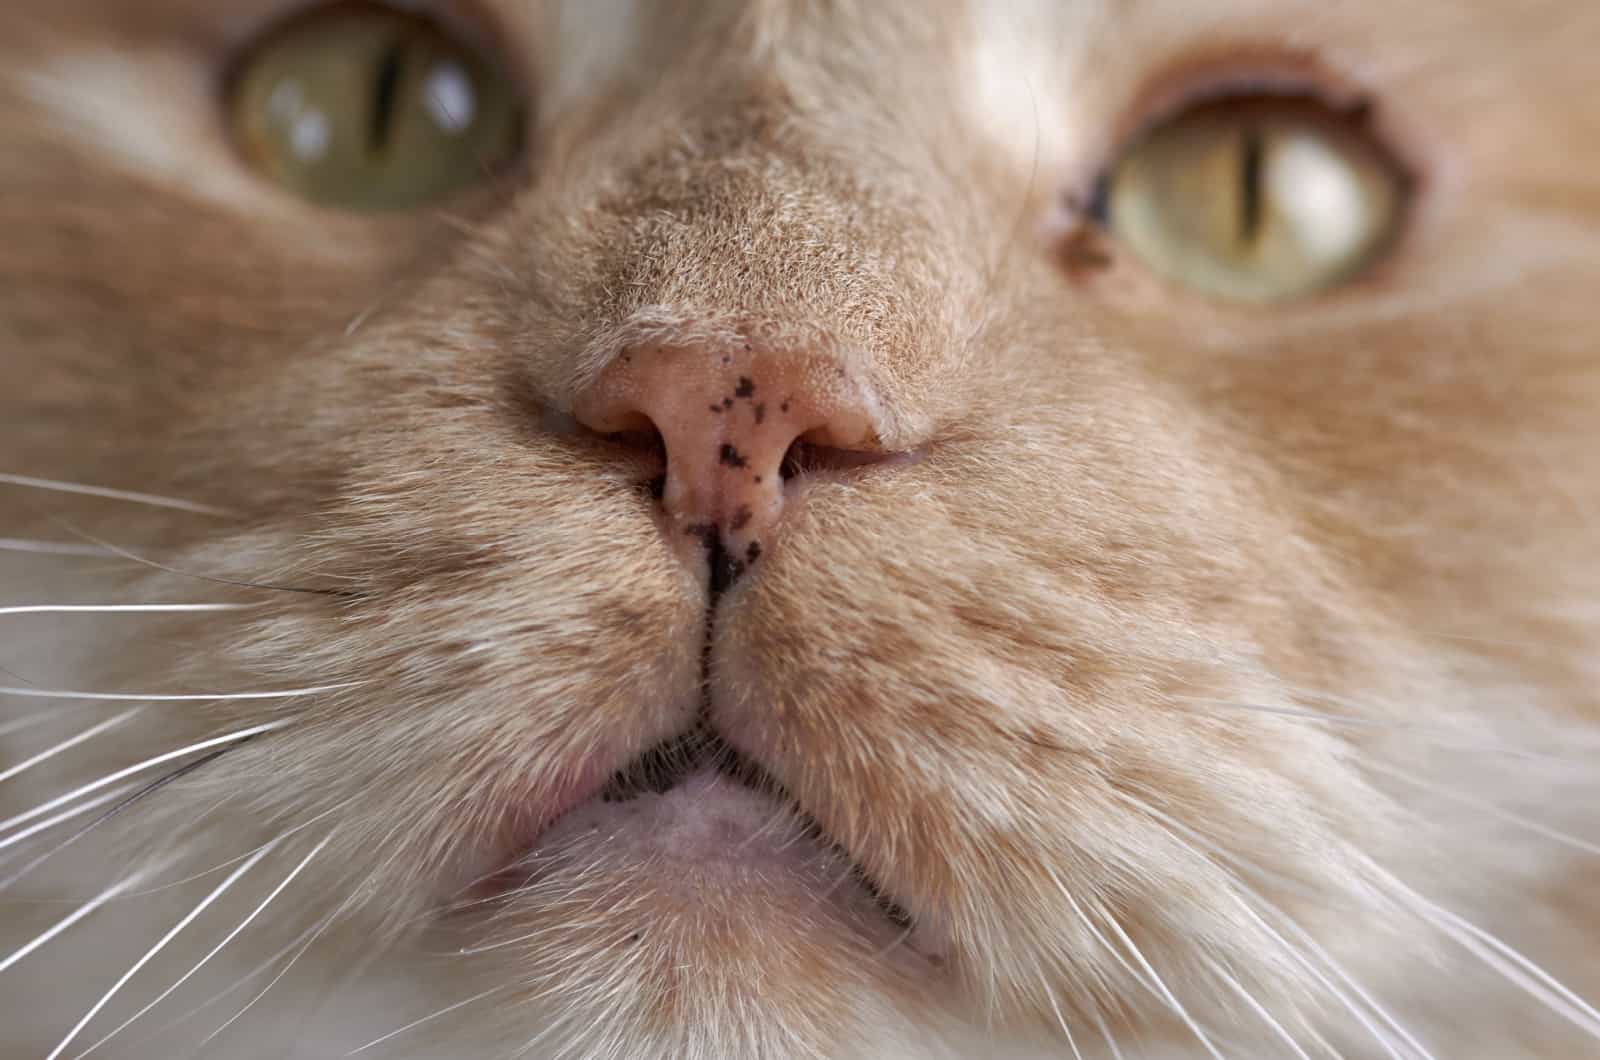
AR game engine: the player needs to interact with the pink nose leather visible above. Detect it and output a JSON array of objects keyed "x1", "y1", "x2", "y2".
[{"x1": 573, "y1": 346, "x2": 882, "y2": 585}]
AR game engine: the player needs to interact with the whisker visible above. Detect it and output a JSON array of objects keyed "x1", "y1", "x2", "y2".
[
  {"x1": 41, "y1": 517, "x2": 352, "y2": 597},
  {"x1": 1203, "y1": 954, "x2": 1317, "y2": 1060},
  {"x1": 0, "y1": 682, "x2": 355, "y2": 703},
  {"x1": 0, "y1": 712, "x2": 58, "y2": 739},
  {"x1": 0, "y1": 538, "x2": 117, "y2": 557},
  {"x1": 69, "y1": 835, "x2": 333, "y2": 1060},
  {"x1": 44, "y1": 839, "x2": 278, "y2": 1060},
  {"x1": 1095, "y1": 903, "x2": 1227, "y2": 1060},
  {"x1": 0, "y1": 604, "x2": 253, "y2": 617},
  {"x1": 1115, "y1": 789, "x2": 1432, "y2": 1060},
  {"x1": 0, "y1": 866, "x2": 152, "y2": 974},
  {"x1": 1040, "y1": 977, "x2": 1087, "y2": 1060},
  {"x1": 0, "y1": 750, "x2": 241, "y2": 890},
  {"x1": 0, "y1": 707, "x2": 143, "y2": 785},
  {"x1": 0, "y1": 783, "x2": 141, "y2": 863},
  {"x1": 1052, "y1": 872, "x2": 1225, "y2": 1060},
  {"x1": 1174, "y1": 697, "x2": 1588, "y2": 764},
  {"x1": 346, "y1": 985, "x2": 508, "y2": 1055},
  {"x1": 112, "y1": 800, "x2": 352, "y2": 901},
  {"x1": 1364, "y1": 858, "x2": 1600, "y2": 1041},
  {"x1": 0, "y1": 721, "x2": 288, "y2": 840},
  {"x1": 118, "y1": 920, "x2": 330, "y2": 1051},
  {"x1": 1364, "y1": 760, "x2": 1600, "y2": 858},
  {"x1": 1092, "y1": 1009, "x2": 1128, "y2": 1060},
  {"x1": 0, "y1": 472, "x2": 232, "y2": 516},
  {"x1": 199, "y1": 903, "x2": 345, "y2": 1045}
]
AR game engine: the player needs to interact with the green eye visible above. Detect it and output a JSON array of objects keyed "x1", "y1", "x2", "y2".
[
  {"x1": 1104, "y1": 97, "x2": 1406, "y2": 302},
  {"x1": 229, "y1": 4, "x2": 525, "y2": 210}
]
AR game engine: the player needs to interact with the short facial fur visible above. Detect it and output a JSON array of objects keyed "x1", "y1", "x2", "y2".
[{"x1": 2, "y1": 1, "x2": 1599, "y2": 1057}]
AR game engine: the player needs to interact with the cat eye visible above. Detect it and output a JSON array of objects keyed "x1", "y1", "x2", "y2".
[
  {"x1": 1102, "y1": 96, "x2": 1406, "y2": 302},
  {"x1": 228, "y1": 4, "x2": 525, "y2": 210}
]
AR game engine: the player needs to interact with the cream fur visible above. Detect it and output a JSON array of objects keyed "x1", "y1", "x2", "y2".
[{"x1": 1, "y1": 0, "x2": 1598, "y2": 1057}]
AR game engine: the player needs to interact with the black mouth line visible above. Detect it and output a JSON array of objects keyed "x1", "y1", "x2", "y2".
[{"x1": 595, "y1": 726, "x2": 915, "y2": 933}]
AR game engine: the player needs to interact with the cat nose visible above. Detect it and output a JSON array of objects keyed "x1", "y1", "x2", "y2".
[{"x1": 573, "y1": 345, "x2": 891, "y2": 588}]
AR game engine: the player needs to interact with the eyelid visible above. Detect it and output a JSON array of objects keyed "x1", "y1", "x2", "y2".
[{"x1": 1097, "y1": 47, "x2": 1424, "y2": 205}]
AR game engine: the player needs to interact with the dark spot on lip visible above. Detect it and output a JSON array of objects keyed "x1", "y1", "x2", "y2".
[
  {"x1": 780, "y1": 398, "x2": 792, "y2": 413},
  {"x1": 734, "y1": 376, "x2": 756, "y2": 398},
  {"x1": 753, "y1": 402, "x2": 766, "y2": 424},
  {"x1": 722, "y1": 397, "x2": 735, "y2": 409},
  {"x1": 730, "y1": 505, "x2": 752, "y2": 532},
  {"x1": 708, "y1": 404, "x2": 723, "y2": 414},
  {"x1": 722, "y1": 355, "x2": 732, "y2": 365},
  {"x1": 684, "y1": 522, "x2": 716, "y2": 542},
  {"x1": 746, "y1": 541, "x2": 762, "y2": 564},
  {"x1": 753, "y1": 474, "x2": 762, "y2": 484},
  {"x1": 719, "y1": 444, "x2": 747, "y2": 468}
]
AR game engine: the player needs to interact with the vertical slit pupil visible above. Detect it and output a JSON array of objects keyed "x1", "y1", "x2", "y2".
[
  {"x1": 370, "y1": 37, "x2": 408, "y2": 154},
  {"x1": 1238, "y1": 126, "x2": 1265, "y2": 247}
]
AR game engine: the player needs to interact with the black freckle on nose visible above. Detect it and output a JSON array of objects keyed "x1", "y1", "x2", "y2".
[
  {"x1": 753, "y1": 402, "x2": 766, "y2": 424},
  {"x1": 734, "y1": 376, "x2": 756, "y2": 398},
  {"x1": 780, "y1": 398, "x2": 792, "y2": 413},
  {"x1": 730, "y1": 505, "x2": 752, "y2": 531},
  {"x1": 753, "y1": 474, "x2": 763, "y2": 484},
  {"x1": 719, "y1": 444, "x2": 747, "y2": 468},
  {"x1": 746, "y1": 541, "x2": 762, "y2": 564},
  {"x1": 708, "y1": 403, "x2": 723, "y2": 414},
  {"x1": 722, "y1": 355, "x2": 732, "y2": 365},
  {"x1": 685, "y1": 522, "x2": 716, "y2": 542},
  {"x1": 722, "y1": 397, "x2": 734, "y2": 409}
]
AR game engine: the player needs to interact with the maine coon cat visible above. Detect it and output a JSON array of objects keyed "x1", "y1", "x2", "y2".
[{"x1": 2, "y1": 0, "x2": 1598, "y2": 1056}]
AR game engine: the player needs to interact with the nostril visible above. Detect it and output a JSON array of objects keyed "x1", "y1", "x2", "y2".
[{"x1": 780, "y1": 436, "x2": 911, "y2": 482}]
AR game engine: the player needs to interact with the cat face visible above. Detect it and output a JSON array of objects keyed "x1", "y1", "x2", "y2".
[{"x1": 2, "y1": 1, "x2": 1598, "y2": 1057}]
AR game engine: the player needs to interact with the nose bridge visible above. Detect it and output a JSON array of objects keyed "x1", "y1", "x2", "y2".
[{"x1": 574, "y1": 344, "x2": 882, "y2": 587}]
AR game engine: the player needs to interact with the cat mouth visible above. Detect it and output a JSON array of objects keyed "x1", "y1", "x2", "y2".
[{"x1": 481, "y1": 727, "x2": 917, "y2": 938}]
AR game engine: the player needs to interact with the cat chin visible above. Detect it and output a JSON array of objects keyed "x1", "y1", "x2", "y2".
[{"x1": 473, "y1": 769, "x2": 939, "y2": 960}]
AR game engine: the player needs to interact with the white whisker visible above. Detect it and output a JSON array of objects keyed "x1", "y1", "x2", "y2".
[
  {"x1": 1115, "y1": 789, "x2": 1432, "y2": 1060},
  {"x1": 1053, "y1": 872, "x2": 1225, "y2": 1060},
  {"x1": 1040, "y1": 978, "x2": 1087, "y2": 1060},
  {"x1": 70, "y1": 836, "x2": 332, "y2": 1060},
  {"x1": 0, "y1": 722, "x2": 288, "y2": 841},
  {"x1": 346, "y1": 985, "x2": 507, "y2": 1055},
  {"x1": 0, "y1": 682, "x2": 354, "y2": 703},
  {"x1": 0, "y1": 711, "x2": 62, "y2": 740},
  {"x1": 0, "y1": 707, "x2": 142, "y2": 785},
  {"x1": 0, "y1": 782, "x2": 141, "y2": 859},
  {"x1": 1204, "y1": 955, "x2": 1316, "y2": 1060},
  {"x1": 199, "y1": 904, "x2": 343, "y2": 1045},
  {"x1": 45, "y1": 840, "x2": 278, "y2": 1060},
  {"x1": 1365, "y1": 859, "x2": 1600, "y2": 1040},
  {"x1": 1092, "y1": 1009, "x2": 1127, "y2": 1060},
  {"x1": 1366, "y1": 760, "x2": 1600, "y2": 858},
  {"x1": 0, "y1": 867, "x2": 151, "y2": 974},
  {"x1": 0, "y1": 538, "x2": 117, "y2": 557},
  {"x1": 0, "y1": 604, "x2": 253, "y2": 617},
  {"x1": 0, "y1": 472, "x2": 231, "y2": 516},
  {"x1": 1096, "y1": 904, "x2": 1226, "y2": 1060}
]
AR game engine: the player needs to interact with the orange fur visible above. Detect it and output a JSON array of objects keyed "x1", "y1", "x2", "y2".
[{"x1": 2, "y1": 1, "x2": 1598, "y2": 1057}]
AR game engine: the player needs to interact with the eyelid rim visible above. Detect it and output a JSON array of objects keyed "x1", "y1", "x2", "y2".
[
  {"x1": 219, "y1": 0, "x2": 537, "y2": 121},
  {"x1": 1059, "y1": 43, "x2": 1451, "y2": 303},
  {"x1": 1073, "y1": 45, "x2": 1433, "y2": 218}
]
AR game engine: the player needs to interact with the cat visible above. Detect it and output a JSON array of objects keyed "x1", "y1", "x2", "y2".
[{"x1": 2, "y1": 0, "x2": 1599, "y2": 1057}]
